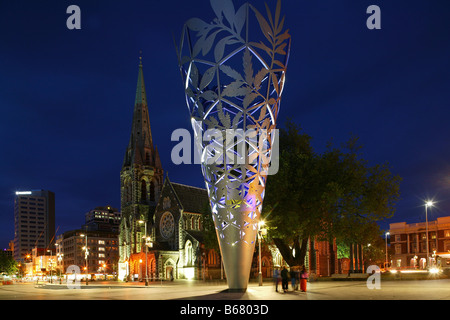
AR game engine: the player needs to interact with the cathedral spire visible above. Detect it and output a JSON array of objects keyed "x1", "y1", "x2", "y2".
[
  {"x1": 123, "y1": 57, "x2": 155, "y2": 168},
  {"x1": 135, "y1": 55, "x2": 147, "y2": 107},
  {"x1": 119, "y1": 56, "x2": 164, "y2": 264}
]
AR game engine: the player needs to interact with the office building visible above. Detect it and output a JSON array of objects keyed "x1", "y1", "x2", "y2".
[
  {"x1": 83, "y1": 206, "x2": 121, "y2": 232},
  {"x1": 13, "y1": 190, "x2": 55, "y2": 261},
  {"x1": 55, "y1": 206, "x2": 121, "y2": 277},
  {"x1": 56, "y1": 229, "x2": 119, "y2": 277}
]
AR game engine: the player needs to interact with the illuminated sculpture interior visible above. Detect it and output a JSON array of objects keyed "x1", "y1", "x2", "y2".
[{"x1": 177, "y1": 0, "x2": 290, "y2": 290}]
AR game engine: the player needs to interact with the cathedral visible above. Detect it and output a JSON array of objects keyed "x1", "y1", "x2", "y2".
[
  {"x1": 117, "y1": 59, "x2": 339, "y2": 282},
  {"x1": 118, "y1": 57, "x2": 164, "y2": 280}
]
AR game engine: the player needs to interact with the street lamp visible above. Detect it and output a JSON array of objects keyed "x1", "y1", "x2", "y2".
[
  {"x1": 47, "y1": 249, "x2": 53, "y2": 284},
  {"x1": 124, "y1": 259, "x2": 129, "y2": 283},
  {"x1": 425, "y1": 201, "x2": 434, "y2": 269},
  {"x1": 385, "y1": 232, "x2": 390, "y2": 269},
  {"x1": 80, "y1": 233, "x2": 89, "y2": 285},
  {"x1": 138, "y1": 220, "x2": 149, "y2": 286},
  {"x1": 258, "y1": 221, "x2": 267, "y2": 286},
  {"x1": 55, "y1": 243, "x2": 63, "y2": 283},
  {"x1": 101, "y1": 263, "x2": 107, "y2": 280},
  {"x1": 57, "y1": 252, "x2": 63, "y2": 284}
]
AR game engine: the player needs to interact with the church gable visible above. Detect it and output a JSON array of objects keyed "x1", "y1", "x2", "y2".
[
  {"x1": 170, "y1": 183, "x2": 209, "y2": 214},
  {"x1": 154, "y1": 178, "x2": 183, "y2": 250}
]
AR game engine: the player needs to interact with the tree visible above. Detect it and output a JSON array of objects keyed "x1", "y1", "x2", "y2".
[
  {"x1": 336, "y1": 222, "x2": 387, "y2": 266},
  {"x1": 0, "y1": 254, "x2": 18, "y2": 275},
  {"x1": 263, "y1": 120, "x2": 401, "y2": 267}
]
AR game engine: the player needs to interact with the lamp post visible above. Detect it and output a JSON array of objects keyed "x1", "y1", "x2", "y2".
[
  {"x1": 385, "y1": 232, "x2": 390, "y2": 269},
  {"x1": 123, "y1": 241, "x2": 129, "y2": 282},
  {"x1": 425, "y1": 201, "x2": 434, "y2": 269},
  {"x1": 258, "y1": 221, "x2": 267, "y2": 286},
  {"x1": 55, "y1": 243, "x2": 63, "y2": 284},
  {"x1": 80, "y1": 233, "x2": 88, "y2": 285},
  {"x1": 138, "y1": 220, "x2": 149, "y2": 286},
  {"x1": 102, "y1": 264, "x2": 107, "y2": 280},
  {"x1": 57, "y1": 252, "x2": 63, "y2": 284},
  {"x1": 47, "y1": 249, "x2": 53, "y2": 284}
]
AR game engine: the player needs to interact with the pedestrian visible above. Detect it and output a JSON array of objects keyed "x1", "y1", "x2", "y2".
[
  {"x1": 290, "y1": 268, "x2": 296, "y2": 291},
  {"x1": 281, "y1": 266, "x2": 289, "y2": 292},
  {"x1": 300, "y1": 266, "x2": 309, "y2": 292},
  {"x1": 273, "y1": 267, "x2": 281, "y2": 292}
]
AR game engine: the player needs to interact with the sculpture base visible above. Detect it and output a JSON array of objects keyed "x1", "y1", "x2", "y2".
[
  {"x1": 226, "y1": 288, "x2": 247, "y2": 293},
  {"x1": 218, "y1": 233, "x2": 256, "y2": 292}
]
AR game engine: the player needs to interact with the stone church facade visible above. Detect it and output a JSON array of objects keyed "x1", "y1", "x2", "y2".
[
  {"x1": 118, "y1": 59, "x2": 339, "y2": 281},
  {"x1": 118, "y1": 58, "x2": 164, "y2": 279}
]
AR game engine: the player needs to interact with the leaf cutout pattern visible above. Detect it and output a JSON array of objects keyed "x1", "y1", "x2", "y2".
[
  {"x1": 178, "y1": 0, "x2": 291, "y2": 251},
  {"x1": 200, "y1": 66, "x2": 216, "y2": 90},
  {"x1": 219, "y1": 65, "x2": 244, "y2": 82}
]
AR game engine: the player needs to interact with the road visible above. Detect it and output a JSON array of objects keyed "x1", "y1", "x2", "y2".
[{"x1": 1, "y1": 278, "x2": 450, "y2": 300}]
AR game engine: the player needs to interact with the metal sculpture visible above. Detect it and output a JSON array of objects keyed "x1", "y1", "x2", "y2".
[{"x1": 177, "y1": 0, "x2": 290, "y2": 291}]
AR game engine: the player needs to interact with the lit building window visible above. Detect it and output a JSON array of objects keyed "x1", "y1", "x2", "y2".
[{"x1": 185, "y1": 241, "x2": 193, "y2": 266}]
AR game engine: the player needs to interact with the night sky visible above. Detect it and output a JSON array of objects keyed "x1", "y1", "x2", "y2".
[{"x1": 1, "y1": 0, "x2": 449, "y2": 249}]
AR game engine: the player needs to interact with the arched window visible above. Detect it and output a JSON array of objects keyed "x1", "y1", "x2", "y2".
[
  {"x1": 185, "y1": 241, "x2": 193, "y2": 266},
  {"x1": 126, "y1": 180, "x2": 132, "y2": 202},
  {"x1": 123, "y1": 182, "x2": 128, "y2": 203},
  {"x1": 262, "y1": 256, "x2": 270, "y2": 267},
  {"x1": 208, "y1": 250, "x2": 217, "y2": 265},
  {"x1": 274, "y1": 251, "x2": 282, "y2": 267},
  {"x1": 150, "y1": 180, "x2": 155, "y2": 201},
  {"x1": 141, "y1": 180, "x2": 147, "y2": 201}
]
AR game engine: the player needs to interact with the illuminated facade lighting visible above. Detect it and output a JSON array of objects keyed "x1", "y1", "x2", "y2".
[{"x1": 15, "y1": 191, "x2": 32, "y2": 195}]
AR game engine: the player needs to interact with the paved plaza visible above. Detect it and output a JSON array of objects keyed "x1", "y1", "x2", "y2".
[{"x1": 1, "y1": 278, "x2": 450, "y2": 300}]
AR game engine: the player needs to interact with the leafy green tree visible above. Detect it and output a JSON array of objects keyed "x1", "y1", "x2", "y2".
[
  {"x1": 263, "y1": 120, "x2": 401, "y2": 267},
  {"x1": 336, "y1": 223, "x2": 387, "y2": 266},
  {"x1": 0, "y1": 255, "x2": 18, "y2": 275}
]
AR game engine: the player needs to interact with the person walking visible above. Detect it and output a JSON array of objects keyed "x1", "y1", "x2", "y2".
[
  {"x1": 273, "y1": 267, "x2": 280, "y2": 292},
  {"x1": 281, "y1": 266, "x2": 289, "y2": 293},
  {"x1": 290, "y1": 268, "x2": 296, "y2": 291},
  {"x1": 300, "y1": 266, "x2": 309, "y2": 292}
]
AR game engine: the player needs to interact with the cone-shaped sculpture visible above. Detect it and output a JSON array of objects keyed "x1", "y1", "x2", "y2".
[{"x1": 177, "y1": 0, "x2": 290, "y2": 291}]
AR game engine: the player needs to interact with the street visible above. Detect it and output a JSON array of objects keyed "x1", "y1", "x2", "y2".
[{"x1": 1, "y1": 278, "x2": 450, "y2": 300}]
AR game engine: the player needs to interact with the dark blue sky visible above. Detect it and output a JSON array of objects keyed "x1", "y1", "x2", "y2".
[{"x1": 1, "y1": 0, "x2": 449, "y2": 248}]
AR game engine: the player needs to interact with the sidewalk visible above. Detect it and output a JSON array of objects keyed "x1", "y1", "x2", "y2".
[
  {"x1": 8, "y1": 278, "x2": 450, "y2": 300},
  {"x1": 35, "y1": 279, "x2": 308, "y2": 299}
]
